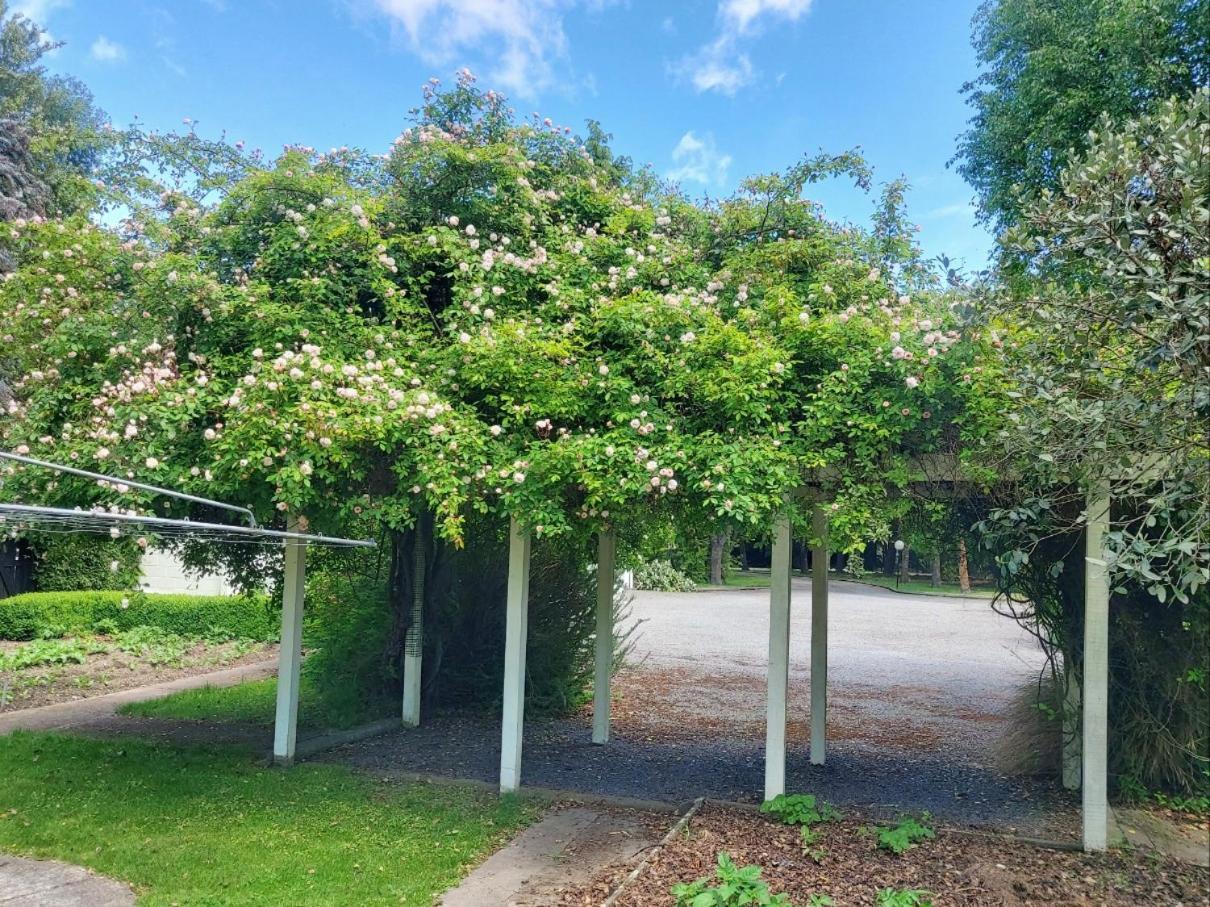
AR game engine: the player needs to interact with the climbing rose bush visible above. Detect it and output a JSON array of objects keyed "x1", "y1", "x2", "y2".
[{"x1": 0, "y1": 73, "x2": 994, "y2": 557}]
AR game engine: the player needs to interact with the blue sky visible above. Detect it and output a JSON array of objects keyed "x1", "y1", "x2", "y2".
[{"x1": 18, "y1": 0, "x2": 992, "y2": 268}]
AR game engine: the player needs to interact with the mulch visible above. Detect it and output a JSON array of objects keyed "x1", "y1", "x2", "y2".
[{"x1": 557, "y1": 803, "x2": 1210, "y2": 906}]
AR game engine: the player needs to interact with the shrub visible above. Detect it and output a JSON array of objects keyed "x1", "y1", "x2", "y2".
[
  {"x1": 760, "y1": 793, "x2": 841, "y2": 828},
  {"x1": 672, "y1": 852, "x2": 793, "y2": 907},
  {"x1": 0, "y1": 591, "x2": 274, "y2": 641},
  {"x1": 433, "y1": 525, "x2": 636, "y2": 715},
  {"x1": 633, "y1": 558, "x2": 697, "y2": 592},
  {"x1": 302, "y1": 557, "x2": 396, "y2": 725},
  {"x1": 865, "y1": 815, "x2": 935, "y2": 855},
  {"x1": 32, "y1": 535, "x2": 142, "y2": 591},
  {"x1": 876, "y1": 889, "x2": 933, "y2": 907}
]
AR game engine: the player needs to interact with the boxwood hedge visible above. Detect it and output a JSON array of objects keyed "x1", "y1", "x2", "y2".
[{"x1": 0, "y1": 591, "x2": 275, "y2": 641}]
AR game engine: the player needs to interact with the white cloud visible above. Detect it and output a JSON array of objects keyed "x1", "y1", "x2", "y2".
[
  {"x1": 720, "y1": 0, "x2": 813, "y2": 34},
  {"x1": 675, "y1": 36, "x2": 753, "y2": 96},
  {"x1": 667, "y1": 131, "x2": 732, "y2": 186},
  {"x1": 89, "y1": 35, "x2": 126, "y2": 62},
  {"x1": 677, "y1": 0, "x2": 814, "y2": 95},
  {"x1": 359, "y1": 0, "x2": 606, "y2": 99},
  {"x1": 10, "y1": 0, "x2": 70, "y2": 24}
]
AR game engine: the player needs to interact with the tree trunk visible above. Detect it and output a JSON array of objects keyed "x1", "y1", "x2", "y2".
[
  {"x1": 708, "y1": 531, "x2": 729, "y2": 586},
  {"x1": 739, "y1": 542, "x2": 749, "y2": 572},
  {"x1": 930, "y1": 552, "x2": 942, "y2": 588},
  {"x1": 899, "y1": 544, "x2": 911, "y2": 583},
  {"x1": 797, "y1": 541, "x2": 810, "y2": 575},
  {"x1": 957, "y1": 537, "x2": 972, "y2": 593}
]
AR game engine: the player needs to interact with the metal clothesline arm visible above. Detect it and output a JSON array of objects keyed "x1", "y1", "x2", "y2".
[
  {"x1": 0, "y1": 503, "x2": 375, "y2": 548},
  {"x1": 0, "y1": 450, "x2": 259, "y2": 528}
]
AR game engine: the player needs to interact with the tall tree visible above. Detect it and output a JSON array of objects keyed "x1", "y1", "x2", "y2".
[
  {"x1": 0, "y1": 0, "x2": 108, "y2": 217},
  {"x1": 953, "y1": 0, "x2": 1208, "y2": 232}
]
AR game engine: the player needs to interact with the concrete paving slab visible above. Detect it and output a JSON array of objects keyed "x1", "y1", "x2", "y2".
[
  {"x1": 440, "y1": 807, "x2": 660, "y2": 907},
  {"x1": 0, "y1": 854, "x2": 134, "y2": 906}
]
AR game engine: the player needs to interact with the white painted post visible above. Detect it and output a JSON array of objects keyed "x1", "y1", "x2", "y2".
[
  {"x1": 1062, "y1": 667, "x2": 1082, "y2": 791},
  {"x1": 273, "y1": 515, "x2": 306, "y2": 765},
  {"x1": 764, "y1": 513, "x2": 792, "y2": 802},
  {"x1": 810, "y1": 506, "x2": 828, "y2": 766},
  {"x1": 1082, "y1": 482, "x2": 1110, "y2": 851},
  {"x1": 499, "y1": 518, "x2": 532, "y2": 793},
  {"x1": 592, "y1": 529, "x2": 617, "y2": 745},
  {"x1": 401, "y1": 526, "x2": 425, "y2": 728}
]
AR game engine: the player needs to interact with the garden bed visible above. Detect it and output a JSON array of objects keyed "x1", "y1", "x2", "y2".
[
  {"x1": 0, "y1": 633, "x2": 275, "y2": 713},
  {"x1": 558, "y1": 802, "x2": 1209, "y2": 906}
]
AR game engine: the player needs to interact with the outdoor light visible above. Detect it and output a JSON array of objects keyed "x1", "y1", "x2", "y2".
[
  {"x1": 894, "y1": 539, "x2": 905, "y2": 551},
  {"x1": 893, "y1": 539, "x2": 905, "y2": 590}
]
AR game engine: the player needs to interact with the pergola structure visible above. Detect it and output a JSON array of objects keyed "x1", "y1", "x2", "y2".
[
  {"x1": 1, "y1": 449, "x2": 1113, "y2": 851},
  {"x1": 491, "y1": 475, "x2": 1114, "y2": 853}
]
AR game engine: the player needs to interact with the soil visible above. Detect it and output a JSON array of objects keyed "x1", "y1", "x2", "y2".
[
  {"x1": 0, "y1": 638, "x2": 276, "y2": 713},
  {"x1": 557, "y1": 802, "x2": 1210, "y2": 907}
]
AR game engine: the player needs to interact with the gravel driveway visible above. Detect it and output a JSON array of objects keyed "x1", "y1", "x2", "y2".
[
  {"x1": 325, "y1": 579, "x2": 1074, "y2": 835},
  {"x1": 625, "y1": 578, "x2": 1047, "y2": 763}
]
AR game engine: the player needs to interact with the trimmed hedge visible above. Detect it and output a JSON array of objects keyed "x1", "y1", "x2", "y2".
[{"x1": 0, "y1": 591, "x2": 276, "y2": 641}]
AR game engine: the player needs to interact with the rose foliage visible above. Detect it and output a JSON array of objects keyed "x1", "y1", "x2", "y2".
[{"x1": 0, "y1": 73, "x2": 993, "y2": 559}]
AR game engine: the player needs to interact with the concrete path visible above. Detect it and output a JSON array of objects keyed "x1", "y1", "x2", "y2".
[
  {"x1": 439, "y1": 807, "x2": 661, "y2": 907},
  {"x1": 1116, "y1": 808, "x2": 1210, "y2": 867},
  {"x1": 0, "y1": 854, "x2": 134, "y2": 906},
  {"x1": 0, "y1": 659, "x2": 277, "y2": 735}
]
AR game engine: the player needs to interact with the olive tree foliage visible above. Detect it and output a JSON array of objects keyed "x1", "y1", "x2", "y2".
[
  {"x1": 983, "y1": 92, "x2": 1209, "y2": 605},
  {"x1": 953, "y1": 0, "x2": 1209, "y2": 232},
  {"x1": 976, "y1": 93, "x2": 1208, "y2": 791}
]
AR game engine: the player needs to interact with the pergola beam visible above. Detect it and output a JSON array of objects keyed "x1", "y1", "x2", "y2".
[
  {"x1": 592, "y1": 530, "x2": 617, "y2": 745},
  {"x1": 764, "y1": 513, "x2": 793, "y2": 801},
  {"x1": 499, "y1": 518, "x2": 532, "y2": 793},
  {"x1": 1082, "y1": 482, "x2": 1111, "y2": 851},
  {"x1": 273, "y1": 516, "x2": 306, "y2": 765},
  {"x1": 810, "y1": 506, "x2": 828, "y2": 765}
]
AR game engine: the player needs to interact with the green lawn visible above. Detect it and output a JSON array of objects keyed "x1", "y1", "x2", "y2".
[
  {"x1": 836, "y1": 573, "x2": 995, "y2": 598},
  {"x1": 120, "y1": 674, "x2": 393, "y2": 730},
  {"x1": 716, "y1": 569, "x2": 993, "y2": 598},
  {"x1": 0, "y1": 732, "x2": 534, "y2": 905}
]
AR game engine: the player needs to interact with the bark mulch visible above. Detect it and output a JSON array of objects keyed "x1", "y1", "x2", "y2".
[{"x1": 558, "y1": 803, "x2": 1210, "y2": 907}]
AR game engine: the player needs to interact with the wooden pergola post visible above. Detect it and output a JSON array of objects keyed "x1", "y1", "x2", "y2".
[
  {"x1": 1082, "y1": 481, "x2": 1111, "y2": 850},
  {"x1": 402, "y1": 526, "x2": 425, "y2": 728},
  {"x1": 764, "y1": 512, "x2": 793, "y2": 801},
  {"x1": 810, "y1": 506, "x2": 828, "y2": 765},
  {"x1": 592, "y1": 529, "x2": 617, "y2": 744},
  {"x1": 273, "y1": 515, "x2": 306, "y2": 765},
  {"x1": 499, "y1": 518, "x2": 532, "y2": 793}
]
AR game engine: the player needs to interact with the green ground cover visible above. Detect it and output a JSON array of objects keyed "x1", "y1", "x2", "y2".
[
  {"x1": 0, "y1": 732, "x2": 534, "y2": 906},
  {"x1": 119, "y1": 674, "x2": 394, "y2": 730}
]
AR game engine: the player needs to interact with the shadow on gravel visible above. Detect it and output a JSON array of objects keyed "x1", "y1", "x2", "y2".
[{"x1": 317, "y1": 712, "x2": 1076, "y2": 839}]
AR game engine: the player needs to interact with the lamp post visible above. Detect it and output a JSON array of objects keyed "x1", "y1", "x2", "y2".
[{"x1": 893, "y1": 539, "x2": 905, "y2": 590}]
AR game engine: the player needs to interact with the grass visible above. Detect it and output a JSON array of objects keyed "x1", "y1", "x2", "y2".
[
  {"x1": 119, "y1": 674, "x2": 392, "y2": 731},
  {"x1": 835, "y1": 573, "x2": 995, "y2": 599},
  {"x1": 0, "y1": 732, "x2": 535, "y2": 905},
  {"x1": 717, "y1": 569, "x2": 993, "y2": 598}
]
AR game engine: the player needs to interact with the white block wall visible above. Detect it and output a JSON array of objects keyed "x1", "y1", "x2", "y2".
[{"x1": 139, "y1": 548, "x2": 233, "y2": 596}]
